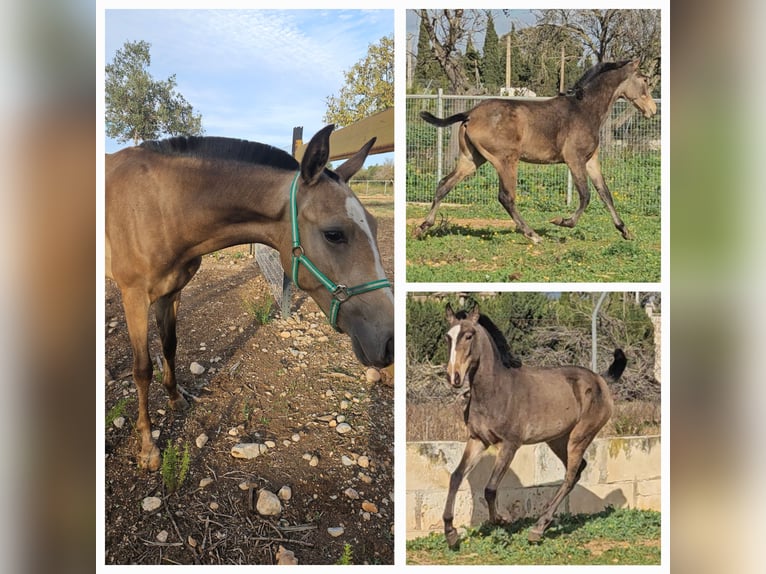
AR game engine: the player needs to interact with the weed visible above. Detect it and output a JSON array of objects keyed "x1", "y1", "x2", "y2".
[
  {"x1": 336, "y1": 543, "x2": 353, "y2": 565},
  {"x1": 105, "y1": 397, "x2": 133, "y2": 429},
  {"x1": 161, "y1": 440, "x2": 191, "y2": 493},
  {"x1": 243, "y1": 297, "x2": 273, "y2": 325}
]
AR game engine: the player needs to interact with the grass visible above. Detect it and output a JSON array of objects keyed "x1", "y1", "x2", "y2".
[
  {"x1": 406, "y1": 202, "x2": 660, "y2": 283},
  {"x1": 406, "y1": 508, "x2": 661, "y2": 565}
]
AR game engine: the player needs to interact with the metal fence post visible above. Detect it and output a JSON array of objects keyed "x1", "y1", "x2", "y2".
[{"x1": 436, "y1": 88, "x2": 443, "y2": 185}]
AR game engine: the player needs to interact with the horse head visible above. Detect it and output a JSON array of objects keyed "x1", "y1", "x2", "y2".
[
  {"x1": 285, "y1": 125, "x2": 394, "y2": 368},
  {"x1": 619, "y1": 59, "x2": 657, "y2": 118},
  {"x1": 445, "y1": 303, "x2": 481, "y2": 389}
]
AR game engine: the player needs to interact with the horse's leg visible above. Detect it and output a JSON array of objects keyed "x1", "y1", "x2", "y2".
[
  {"x1": 546, "y1": 434, "x2": 587, "y2": 484},
  {"x1": 495, "y1": 158, "x2": 542, "y2": 243},
  {"x1": 121, "y1": 288, "x2": 161, "y2": 471},
  {"x1": 586, "y1": 152, "x2": 632, "y2": 240},
  {"x1": 154, "y1": 292, "x2": 189, "y2": 411},
  {"x1": 414, "y1": 129, "x2": 485, "y2": 238},
  {"x1": 528, "y1": 433, "x2": 593, "y2": 542},
  {"x1": 444, "y1": 437, "x2": 486, "y2": 548},
  {"x1": 551, "y1": 160, "x2": 591, "y2": 230},
  {"x1": 484, "y1": 440, "x2": 520, "y2": 525}
]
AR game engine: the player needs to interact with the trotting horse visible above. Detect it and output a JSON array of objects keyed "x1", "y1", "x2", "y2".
[
  {"x1": 442, "y1": 303, "x2": 626, "y2": 546},
  {"x1": 106, "y1": 125, "x2": 394, "y2": 471},
  {"x1": 414, "y1": 60, "x2": 657, "y2": 243}
]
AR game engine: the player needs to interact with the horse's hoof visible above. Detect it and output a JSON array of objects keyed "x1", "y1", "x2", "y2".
[
  {"x1": 412, "y1": 226, "x2": 425, "y2": 239},
  {"x1": 527, "y1": 529, "x2": 543, "y2": 544},
  {"x1": 551, "y1": 217, "x2": 575, "y2": 228},
  {"x1": 169, "y1": 394, "x2": 190, "y2": 411},
  {"x1": 445, "y1": 528, "x2": 460, "y2": 549},
  {"x1": 621, "y1": 229, "x2": 633, "y2": 240},
  {"x1": 139, "y1": 445, "x2": 161, "y2": 471}
]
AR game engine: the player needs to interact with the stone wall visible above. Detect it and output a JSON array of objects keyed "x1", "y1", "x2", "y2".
[{"x1": 406, "y1": 437, "x2": 661, "y2": 540}]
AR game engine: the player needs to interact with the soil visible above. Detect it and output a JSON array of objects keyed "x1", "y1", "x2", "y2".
[{"x1": 104, "y1": 217, "x2": 394, "y2": 565}]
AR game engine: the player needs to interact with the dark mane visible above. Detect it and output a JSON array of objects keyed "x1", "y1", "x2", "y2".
[
  {"x1": 456, "y1": 309, "x2": 522, "y2": 369},
  {"x1": 140, "y1": 136, "x2": 299, "y2": 171},
  {"x1": 565, "y1": 60, "x2": 631, "y2": 99}
]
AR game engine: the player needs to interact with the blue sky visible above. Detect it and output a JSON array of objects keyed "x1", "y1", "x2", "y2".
[{"x1": 104, "y1": 9, "x2": 393, "y2": 155}]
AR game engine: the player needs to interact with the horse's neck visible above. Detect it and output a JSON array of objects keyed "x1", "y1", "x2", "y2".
[
  {"x1": 578, "y1": 73, "x2": 628, "y2": 124},
  {"x1": 471, "y1": 329, "x2": 512, "y2": 396},
  {"x1": 180, "y1": 162, "x2": 293, "y2": 257}
]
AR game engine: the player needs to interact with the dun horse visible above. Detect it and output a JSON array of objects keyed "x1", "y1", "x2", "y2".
[
  {"x1": 415, "y1": 60, "x2": 657, "y2": 243},
  {"x1": 442, "y1": 303, "x2": 626, "y2": 546},
  {"x1": 106, "y1": 125, "x2": 394, "y2": 471}
]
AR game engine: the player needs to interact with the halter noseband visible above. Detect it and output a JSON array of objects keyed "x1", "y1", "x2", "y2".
[{"x1": 288, "y1": 172, "x2": 391, "y2": 331}]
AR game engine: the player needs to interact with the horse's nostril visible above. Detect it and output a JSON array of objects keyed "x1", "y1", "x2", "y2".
[{"x1": 454, "y1": 373, "x2": 461, "y2": 387}]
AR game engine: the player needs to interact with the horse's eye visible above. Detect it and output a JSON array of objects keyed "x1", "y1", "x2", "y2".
[{"x1": 323, "y1": 230, "x2": 346, "y2": 244}]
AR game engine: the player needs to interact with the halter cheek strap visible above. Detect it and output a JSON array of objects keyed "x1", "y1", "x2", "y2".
[{"x1": 289, "y1": 172, "x2": 391, "y2": 331}]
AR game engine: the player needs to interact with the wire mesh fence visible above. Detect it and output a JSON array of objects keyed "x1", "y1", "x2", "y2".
[{"x1": 406, "y1": 93, "x2": 661, "y2": 216}]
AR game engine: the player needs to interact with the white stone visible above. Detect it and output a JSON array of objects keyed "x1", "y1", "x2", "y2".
[
  {"x1": 156, "y1": 530, "x2": 169, "y2": 543},
  {"x1": 357, "y1": 455, "x2": 370, "y2": 469},
  {"x1": 278, "y1": 486, "x2": 292, "y2": 501},
  {"x1": 327, "y1": 526, "x2": 345, "y2": 538},
  {"x1": 190, "y1": 362, "x2": 205, "y2": 375},
  {"x1": 112, "y1": 416, "x2": 125, "y2": 429},
  {"x1": 344, "y1": 488, "x2": 359, "y2": 500},
  {"x1": 335, "y1": 423, "x2": 352, "y2": 434},
  {"x1": 231, "y1": 443, "x2": 264, "y2": 459},
  {"x1": 256, "y1": 490, "x2": 282, "y2": 516},
  {"x1": 195, "y1": 433, "x2": 209, "y2": 448},
  {"x1": 199, "y1": 478, "x2": 214, "y2": 489},
  {"x1": 142, "y1": 496, "x2": 162, "y2": 512}
]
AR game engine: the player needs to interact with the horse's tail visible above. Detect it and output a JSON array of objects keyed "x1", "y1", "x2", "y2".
[
  {"x1": 420, "y1": 110, "x2": 469, "y2": 127},
  {"x1": 603, "y1": 349, "x2": 627, "y2": 383}
]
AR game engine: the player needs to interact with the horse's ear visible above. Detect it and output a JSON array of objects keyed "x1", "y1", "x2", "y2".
[
  {"x1": 445, "y1": 302, "x2": 456, "y2": 324},
  {"x1": 629, "y1": 59, "x2": 640, "y2": 70},
  {"x1": 468, "y1": 304, "x2": 480, "y2": 323},
  {"x1": 301, "y1": 125, "x2": 334, "y2": 185},
  {"x1": 335, "y1": 137, "x2": 376, "y2": 183}
]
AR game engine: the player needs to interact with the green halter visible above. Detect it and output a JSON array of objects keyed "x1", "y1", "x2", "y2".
[{"x1": 289, "y1": 172, "x2": 391, "y2": 331}]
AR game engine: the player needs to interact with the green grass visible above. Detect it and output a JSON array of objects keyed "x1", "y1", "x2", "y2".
[
  {"x1": 407, "y1": 508, "x2": 661, "y2": 565},
  {"x1": 406, "y1": 202, "x2": 660, "y2": 283}
]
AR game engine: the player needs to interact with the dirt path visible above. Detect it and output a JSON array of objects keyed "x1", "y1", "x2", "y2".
[{"x1": 104, "y1": 217, "x2": 393, "y2": 565}]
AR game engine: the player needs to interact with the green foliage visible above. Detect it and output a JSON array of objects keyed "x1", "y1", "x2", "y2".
[
  {"x1": 480, "y1": 12, "x2": 503, "y2": 91},
  {"x1": 106, "y1": 40, "x2": 203, "y2": 144},
  {"x1": 336, "y1": 543, "x2": 354, "y2": 565},
  {"x1": 105, "y1": 397, "x2": 133, "y2": 429},
  {"x1": 407, "y1": 293, "x2": 555, "y2": 365},
  {"x1": 243, "y1": 297, "x2": 273, "y2": 326},
  {"x1": 407, "y1": 508, "x2": 661, "y2": 565},
  {"x1": 161, "y1": 440, "x2": 191, "y2": 494},
  {"x1": 324, "y1": 35, "x2": 393, "y2": 127}
]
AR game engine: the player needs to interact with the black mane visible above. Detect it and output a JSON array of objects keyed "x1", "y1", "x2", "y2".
[
  {"x1": 456, "y1": 309, "x2": 522, "y2": 369},
  {"x1": 140, "y1": 136, "x2": 299, "y2": 171},
  {"x1": 565, "y1": 60, "x2": 631, "y2": 99}
]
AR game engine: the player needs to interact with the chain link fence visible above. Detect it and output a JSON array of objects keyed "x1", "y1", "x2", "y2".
[{"x1": 407, "y1": 93, "x2": 661, "y2": 216}]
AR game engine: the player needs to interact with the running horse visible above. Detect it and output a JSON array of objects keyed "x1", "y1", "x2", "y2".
[
  {"x1": 442, "y1": 303, "x2": 626, "y2": 545},
  {"x1": 414, "y1": 60, "x2": 657, "y2": 243},
  {"x1": 106, "y1": 125, "x2": 394, "y2": 471}
]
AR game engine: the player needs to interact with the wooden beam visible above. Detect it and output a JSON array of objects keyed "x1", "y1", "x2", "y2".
[{"x1": 294, "y1": 107, "x2": 394, "y2": 161}]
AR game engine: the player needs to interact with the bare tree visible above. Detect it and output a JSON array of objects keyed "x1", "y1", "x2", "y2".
[
  {"x1": 415, "y1": 9, "x2": 485, "y2": 94},
  {"x1": 535, "y1": 9, "x2": 661, "y2": 77}
]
